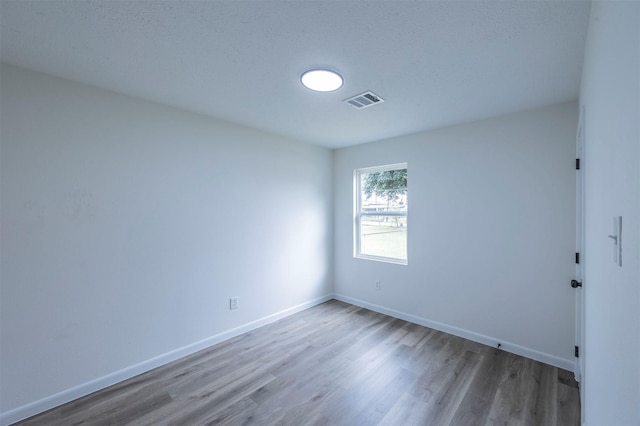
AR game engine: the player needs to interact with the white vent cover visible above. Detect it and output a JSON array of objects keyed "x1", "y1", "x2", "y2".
[{"x1": 343, "y1": 91, "x2": 385, "y2": 109}]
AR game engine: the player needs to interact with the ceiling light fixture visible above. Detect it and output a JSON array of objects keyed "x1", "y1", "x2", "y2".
[{"x1": 301, "y1": 69, "x2": 343, "y2": 92}]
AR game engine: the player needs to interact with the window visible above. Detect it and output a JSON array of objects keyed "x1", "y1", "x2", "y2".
[{"x1": 355, "y1": 163, "x2": 407, "y2": 264}]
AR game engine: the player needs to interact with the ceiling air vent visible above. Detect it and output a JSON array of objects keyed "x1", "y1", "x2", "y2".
[{"x1": 343, "y1": 91, "x2": 385, "y2": 109}]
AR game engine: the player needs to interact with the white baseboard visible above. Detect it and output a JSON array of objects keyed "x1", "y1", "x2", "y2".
[
  {"x1": 0, "y1": 294, "x2": 333, "y2": 426},
  {"x1": 332, "y1": 293, "x2": 574, "y2": 372}
]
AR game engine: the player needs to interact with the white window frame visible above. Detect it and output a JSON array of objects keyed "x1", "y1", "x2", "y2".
[{"x1": 354, "y1": 162, "x2": 408, "y2": 265}]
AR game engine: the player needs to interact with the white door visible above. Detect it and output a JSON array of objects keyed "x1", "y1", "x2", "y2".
[{"x1": 575, "y1": 105, "x2": 586, "y2": 384}]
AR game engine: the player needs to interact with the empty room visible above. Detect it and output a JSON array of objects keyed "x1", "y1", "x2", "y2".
[{"x1": 1, "y1": 0, "x2": 638, "y2": 425}]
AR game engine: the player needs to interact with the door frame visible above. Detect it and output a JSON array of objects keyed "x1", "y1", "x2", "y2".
[{"x1": 575, "y1": 104, "x2": 586, "y2": 391}]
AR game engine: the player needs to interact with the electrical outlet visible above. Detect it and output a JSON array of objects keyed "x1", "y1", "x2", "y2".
[
  {"x1": 229, "y1": 297, "x2": 238, "y2": 310},
  {"x1": 375, "y1": 281, "x2": 382, "y2": 290}
]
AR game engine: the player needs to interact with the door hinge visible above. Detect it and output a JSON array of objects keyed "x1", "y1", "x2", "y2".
[
  {"x1": 575, "y1": 252, "x2": 580, "y2": 264},
  {"x1": 575, "y1": 345, "x2": 580, "y2": 358},
  {"x1": 576, "y1": 158, "x2": 581, "y2": 170}
]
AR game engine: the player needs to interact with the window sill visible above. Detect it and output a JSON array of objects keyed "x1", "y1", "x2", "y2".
[{"x1": 355, "y1": 254, "x2": 408, "y2": 266}]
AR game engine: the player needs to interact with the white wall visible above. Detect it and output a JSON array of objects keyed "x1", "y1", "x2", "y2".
[
  {"x1": 580, "y1": 1, "x2": 640, "y2": 424},
  {"x1": 0, "y1": 64, "x2": 333, "y2": 420},
  {"x1": 334, "y1": 102, "x2": 578, "y2": 367}
]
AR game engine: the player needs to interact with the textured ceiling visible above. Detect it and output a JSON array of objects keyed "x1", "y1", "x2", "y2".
[{"x1": 0, "y1": 0, "x2": 591, "y2": 148}]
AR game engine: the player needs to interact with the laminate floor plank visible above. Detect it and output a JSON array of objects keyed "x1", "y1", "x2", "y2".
[
  {"x1": 557, "y1": 382, "x2": 581, "y2": 426},
  {"x1": 424, "y1": 344, "x2": 509, "y2": 425},
  {"x1": 534, "y1": 362, "x2": 558, "y2": 425},
  {"x1": 199, "y1": 396, "x2": 259, "y2": 426},
  {"x1": 340, "y1": 347, "x2": 416, "y2": 417},
  {"x1": 413, "y1": 350, "x2": 482, "y2": 426},
  {"x1": 349, "y1": 368, "x2": 418, "y2": 425},
  {"x1": 485, "y1": 355, "x2": 537, "y2": 425},
  {"x1": 378, "y1": 392, "x2": 433, "y2": 425},
  {"x1": 14, "y1": 300, "x2": 580, "y2": 426}
]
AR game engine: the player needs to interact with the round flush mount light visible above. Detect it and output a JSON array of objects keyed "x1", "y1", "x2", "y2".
[{"x1": 300, "y1": 69, "x2": 343, "y2": 92}]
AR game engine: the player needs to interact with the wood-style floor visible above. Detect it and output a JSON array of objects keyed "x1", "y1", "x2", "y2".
[{"x1": 16, "y1": 300, "x2": 580, "y2": 426}]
